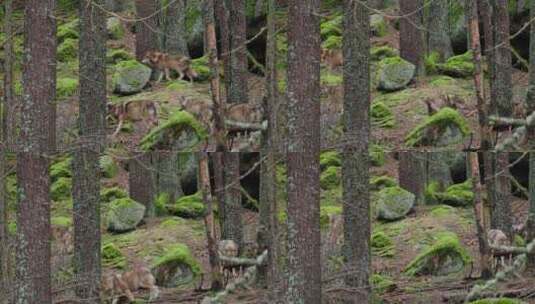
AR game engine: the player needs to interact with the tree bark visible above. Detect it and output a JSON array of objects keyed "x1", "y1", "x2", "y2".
[
  {"x1": 285, "y1": 0, "x2": 322, "y2": 302},
  {"x1": 72, "y1": 1, "x2": 107, "y2": 302},
  {"x1": 490, "y1": 0, "x2": 512, "y2": 118},
  {"x1": 427, "y1": 0, "x2": 453, "y2": 60},
  {"x1": 225, "y1": 0, "x2": 248, "y2": 106},
  {"x1": 16, "y1": 1, "x2": 57, "y2": 302},
  {"x1": 163, "y1": 0, "x2": 189, "y2": 56},
  {"x1": 155, "y1": 151, "x2": 182, "y2": 204},
  {"x1": 399, "y1": 0, "x2": 425, "y2": 75},
  {"x1": 398, "y1": 151, "x2": 427, "y2": 204},
  {"x1": 221, "y1": 152, "x2": 243, "y2": 249},
  {"x1": 214, "y1": 0, "x2": 231, "y2": 97},
  {"x1": 129, "y1": 152, "x2": 156, "y2": 217},
  {"x1": 526, "y1": 0, "x2": 535, "y2": 270},
  {"x1": 135, "y1": 0, "x2": 159, "y2": 60},
  {"x1": 341, "y1": 0, "x2": 371, "y2": 302}
]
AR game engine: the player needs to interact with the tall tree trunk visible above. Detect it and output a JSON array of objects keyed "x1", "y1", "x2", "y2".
[
  {"x1": 285, "y1": 0, "x2": 322, "y2": 302},
  {"x1": 129, "y1": 153, "x2": 156, "y2": 217},
  {"x1": 526, "y1": 0, "x2": 535, "y2": 270},
  {"x1": 199, "y1": 152, "x2": 223, "y2": 290},
  {"x1": 135, "y1": 0, "x2": 159, "y2": 60},
  {"x1": 163, "y1": 0, "x2": 189, "y2": 56},
  {"x1": 221, "y1": 152, "x2": 243, "y2": 249},
  {"x1": 16, "y1": 2, "x2": 57, "y2": 302},
  {"x1": 342, "y1": 0, "x2": 371, "y2": 302},
  {"x1": 214, "y1": 0, "x2": 231, "y2": 96},
  {"x1": 1, "y1": 0, "x2": 14, "y2": 300},
  {"x1": 155, "y1": 152, "x2": 182, "y2": 204},
  {"x1": 398, "y1": 151, "x2": 426, "y2": 204},
  {"x1": 225, "y1": 0, "x2": 248, "y2": 106},
  {"x1": 490, "y1": 0, "x2": 512, "y2": 118},
  {"x1": 399, "y1": 0, "x2": 425, "y2": 75},
  {"x1": 427, "y1": 0, "x2": 453, "y2": 60},
  {"x1": 479, "y1": 0, "x2": 495, "y2": 108},
  {"x1": 489, "y1": 152, "x2": 513, "y2": 238},
  {"x1": 72, "y1": 1, "x2": 107, "y2": 302}
]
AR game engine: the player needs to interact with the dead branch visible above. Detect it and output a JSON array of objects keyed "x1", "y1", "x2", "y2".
[
  {"x1": 443, "y1": 287, "x2": 535, "y2": 303},
  {"x1": 495, "y1": 111, "x2": 535, "y2": 151},
  {"x1": 488, "y1": 116, "x2": 528, "y2": 128},
  {"x1": 489, "y1": 244, "x2": 528, "y2": 256},
  {"x1": 225, "y1": 120, "x2": 267, "y2": 132}
]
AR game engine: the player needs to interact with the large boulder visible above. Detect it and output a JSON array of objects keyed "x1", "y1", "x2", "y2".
[
  {"x1": 106, "y1": 198, "x2": 146, "y2": 233},
  {"x1": 426, "y1": 180, "x2": 474, "y2": 207},
  {"x1": 437, "y1": 51, "x2": 474, "y2": 78},
  {"x1": 376, "y1": 186, "x2": 415, "y2": 221},
  {"x1": 377, "y1": 56, "x2": 416, "y2": 92},
  {"x1": 166, "y1": 192, "x2": 206, "y2": 219},
  {"x1": 112, "y1": 60, "x2": 152, "y2": 95},
  {"x1": 151, "y1": 243, "x2": 200, "y2": 288},
  {"x1": 404, "y1": 232, "x2": 471, "y2": 276},
  {"x1": 405, "y1": 107, "x2": 469, "y2": 147}
]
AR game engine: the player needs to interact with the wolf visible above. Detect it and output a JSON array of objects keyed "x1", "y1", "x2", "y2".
[
  {"x1": 141, "y1": 50, "x2": 198, "y2": 83},
  {"x1": 102, "y1": 264, "x2": 160, "y2": 304}
]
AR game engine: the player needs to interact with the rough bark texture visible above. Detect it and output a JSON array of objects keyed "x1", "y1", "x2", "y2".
[
  {"x1": 426, "y1": 0, "x2": 452, "y2": 60},
  {"x1": 399, "y1": 0, "x2": 425, "y2": 75},
  {"x1": 135, "y1": 0, "x2": 159, "y2": 60},
  {"x1": 163, "y1": 0, "x2": 189, "y2": 56},
  {"x1": 341, "y1": 0, "x2": 371, "y2": 302},
  {"x1": 398, "y1": 151, "x2": 426, "y2": 204},
  {"x1": 214, "y1": 0, "x2": 231, "y2": 97},
  {"x1": 225, "y1": 0, "x2": 248, "y2": 105},
  {"x1": 221, "y1": 152, "x2": 243, "y2": 249},
  {"x1": 479, "y1": 0, "x2": 495, "y2": 108},
  {"x1": 212, "y1": 152, "x2": 226, "y2": 233},
  {"x1": 490, "y1": 0, "x2": 512, "y2": 118},
  {"x1": 72, "y1": 1, "x2": 107, "y2": 302},
  {"x1": 489, "y1": 152, "x2": 513, "y2": 238},
  {"x1": 285, "y1": 0, "x2": 322, "y2": 302},
  {"x1": 155, "y1": 151, "x2": 182, "y2": 204},
  {"x1": 527, "y1": 0, "x2": 535, "y2": 270},
  {"x1": 129, "y1": 153, "x2": 156, "y2": 217},
  {"x1": 16, "y1": 1, "x2": 56, "y2": 302}
]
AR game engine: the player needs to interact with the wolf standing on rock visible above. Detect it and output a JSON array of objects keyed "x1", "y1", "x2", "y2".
[{"x1": 142, "y1": 50, "x2": 198, "y2": 83}]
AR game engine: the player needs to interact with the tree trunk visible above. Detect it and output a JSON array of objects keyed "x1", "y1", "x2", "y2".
[
  {"x1": 214, "y1": 0, "x2": 231, "y2": 97},
  {"x1": 489, "y1": 152, "x2": 513, "y2": 238},
  {"x1": 490, "y1": 0, "x2": 512, "y2": 118},
  {"x1": 1, "y1": 0, "x2": 13, "y2": 300},
  {"x1": 399, "y1": 0, "x2": 425, "y2": 75},
  {"x1": 72, "y1": 1, "x2": 107, "y2": 302},
  {"x1": 163, "y1": 0, "x2": 189, "y2": 56},
  {"x1": 129, "y1": 152, "x2": 156, "y2": 217},
  {"x1": 155, "y1": 151, "x2": 182, "y2": 204},
  {"x1": 225, "y1": 0, "x2": 248, "y2": 106},
  {"x1": 16, "y1": 0, "x2": 56, "y2": 302},
  {"x1": 285, "y1": 0, "x2": 322, "y2": 302},
  {"x1": 341, "y1": 0, "x2": 371, "y2": 302},
  {"x1": 479, "y1": 0, "x2": 495, "y2": 108},
  {"x1": 526, "y1": 0, "x2": 535, "y2": 270},
  {"x1": 427, "y1": 0, "x2": 452, "y2": 60},
  {"x1": 398, "y1": 151, "x2": 427, "y2": 204},
  {"x1": 221, "y1": 152, "x2": 243, "y2": 249},
  {"x1": 135, "y1": 0, "x2": 159, "y2": 60}
]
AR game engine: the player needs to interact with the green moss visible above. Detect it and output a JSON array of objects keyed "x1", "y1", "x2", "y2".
[
  {"x1": 371, "y1": 101, "x2": 395, "y2": 128},
  {"x1": 321, "y1": 71, "x2": 343, "y2": 86},
  {"x1": 320, "y1": 15, "x2": 342, "y2": 39},
  {"x1": 167, "y1": 192, "x2": 206, "y2": 219},
  {"x1": 107, "y1": 17, "x2": 124, "y2": 40},
  {"x1": 426, "y1": 181, "x2": 474, "y2": 206},
  {"x1": 160, "y1": 217, "x2": 186, "y2": 228},
  {"x1": 404, "y1": 232, "x2": 471, "y2": 276},
  {"x1": 371, "y1": 231, "x2": 395, "y2": 257},
  {"x1": 370, "y1": 15, "x2": 388, "y2": 37},
  {"x1": 57, "y1": 25, "x2": 79, "y2": 43},
  {"x1": 425, "y1": 51, "x2": 441, "y2": 74},
  {"x1": 57, "y1": 38, "x2": 78, "y2": 62},
  {"x1": 469, "y1": 299, "x2": 525, "y2": 304},
  {"x1": 51, "y1": 216, "x2": 72, "y2": 228},
  {"x1": 102, "y1": 242, "x2": 126, "y2": 269},
  {"x1": 106, "y1": 49, "x2": 134, "y2": 64},
  {"x1": 320, "y1": 166, "x2": 341, "y2": 190},
  {"x1": 58, "y1": 0, "x2": 80, "y2": 11},
  {"x1": 167, "y1": 80, "x2": 190, "y2": 91},
  {"x1": 429, "y1": 75, "x2": 457, "y2": 87},
  {"x1": 322, "y1": 35, "x2": 342, "y2": 50},
  {"x1": 514, "y1": 234, "x2": 526, "y2": 247},
  {"x1": 51, "y1": 177, "x2": 72, "y2": 202},
  {"x1": 152, "y1": 243, "x2": 201, "y2": 275},
  {"x1": 191, "y1": 56, "x2": 211, "y2": 81},
  {"x1": 371, "y1": 46, "x2": 398, "y2": 62},
  {"x1": 437, "y1": 51, "x2": 474, "y2": 78},
  {"x1": 370, "y1": 144, "x2": 386, "y2": 167},
  {"x1": 50, "y1": 157, "x2": 72, "y2": 182},
  {"x1": 100, "y1": 187, "x2": 128, "y2": 203},
  {"x1": 370, "y1": 175, "x2": 397, "y2": 191},
  {"x1": 57, "y1": 77, "x2": 78, "y2": 98},
  {"x1": 405, "y1": 107, "x2": 470, "y2": 147},
  {"x1": 140, "y1": 110, "x2": 208, "y2": 151},
  {"x1": 155, "y1": 193, "x2": 171, "y2": 216},
  {"x1": 320, "y1": 151, "x2": 341, "y2": 169},
  {"x1": 99, "y1": 155, "x2": 119, "y2": 178},
  {"x1": 371, "y1": 273, "x2": 396, "y2": 294},
  {"x1": 319, "y1": 205, "x2": 342, "y2": 229},
  {"x1": 8, "y1": 221, "x2": 16, "y2": 235},
  {"x1": 430, "y1": 205, "x2": 456, "y2": 217}
]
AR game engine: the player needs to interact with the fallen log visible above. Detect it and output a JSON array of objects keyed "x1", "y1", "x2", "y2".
[
  {"x1": 225, "y1": 119, "x2": 267, "y2": 132},
  {"x1": 443, "y1": 287, "x2": 535, "y2": 303}
]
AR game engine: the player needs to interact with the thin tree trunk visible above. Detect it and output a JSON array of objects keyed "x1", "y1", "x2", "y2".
[
  {"x1": 16, "y1": 0, "x2": 56, "y2": 302},
  {"x1": 135, "y1": 0, "x2": 159, "y2": 60},
  {"x1": 398, "y1": 151, "x2": 426, "y2": 204},
  {"x1": 129, "y1": 152, "x2": 156, "y2": 217},
  {"x1": 72, "y1": 1, "x2": 107, "y2": 301},
  {"x1": 490, "y1": 0, "x2": 512, "y2": 118},
  {"x1": 341, "y1": 0, "x2": 371, "y2": 302},
  {"x1": 399, "y1": 0, "x2": 425, "y2": 75},
  {"x1": 285, "y1": 0, "x2": 322, "y2": 302},
  {"x1": 212, "y1": 152, "x2": 226, "y2": 234},
  {"x1": 199, "y1": 152, "x2": 223, "y2": 290},
  {"x1": 225, "y1": 0, "x2": 248, "y2": 106},
  {"x1": 215, "y1": 0, "x2": 231, "y2": 97},
  {"x1": 155, "y1": 151, "x2": 181, "y2": 204},
  {"x1": 163, "y1": 0, "x2": 189, "y2": 56},
  {"x1": 526, "y1": 0, "x2": 535, "y2": 270},
  {"x1": 221, "y1": 152, "x2": 243, "y2": 249},
  {"x1": 427, "y1": 0, "x2": 453, "y2": 60}
]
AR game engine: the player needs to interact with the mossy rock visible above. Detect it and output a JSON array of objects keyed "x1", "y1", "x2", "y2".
[
  {"x1": 106, "y1": 49, "x2": 134, "y2": 64},
  {"x1": 57, "y1": 77, "x2": 78, "y2": 99},
  {"x1": 371, "y1": 101, "x2": 395, "y2": 128},
  {"x1": 371, "y1": 46, "x2": 398, "y2": 62},
  {"x1": 370, "y1": 175, "x2": 397, "y2": 191},
  {"x1": 469, "y1": 299, "x2": 525, "y2": 304},
  {"x1": 320, "y1": 15, "x2": 342, "y2": 40},
  {"x1": 432, "y1": 180, "x2": 474, "y2": 206},
  {"x1": 370, "y1": 144, "x2": 386, "y2": 166},
  {"x1": 437, "y1": 51, "x2": 474, "y2": 78},
  {"x1": 106, "y1": 16, "x2": 124, "y2": 40},
  {"x1": 320, "y1": 205, "x2": 342, "y2": 229},
  {"x1": 425, "y1": 51, "x2": 441, "y2": 75},
  {"x1": 140, "y1": 110, "x2": 207, "y2": 151},
  {"x1": 371, "y1": 231, "x2": 395, "y2": 257},
  {"x1": 322, "y1": 35, "x2": 342, "y2": 50},
  {"x1": 100, "y1": 187, "x2": 128, "y2": 204},
  {"x1": 377, "y1": 56, "x2": 416, "y2": 92},
  {"x1": 167, "y1": 192, "x2": 206, "y2": 219},
  {"x1": 159, "y1": 217, "x2": 186, "y2": 228},
  {"x1": 102, "y1": 242, "x2": 126, "y2": 269},
  {"x1": 429, "y1": 205, "x2": 457, "y2": 217},
  {"x1": 404, "y1": 232, "x2": 471, "y2": 276},
  {"x1": 370, "y1": 14, "x2": 388, "y2": 37},
  {"x1": 99, "y1": 154, "x2": 119, "y2": 178},
  {"x1": 57, "y1": 18, "x2": 79, "y2": 43},
  {"x1": 50, "y1": 157, "x2": 72, "y2": 182},
  {"x1": 51, "y1": 216, "x2": 72, "y2": 228},
  {"x1": 405, "y1": 107, "x2": 469, "y2": 147},
  {"x1": 151, "y1": 243, "x2": 201, "y2": 288},
  {"x1": 320, "y1": 151, "x2": 341, "y2": 169},
  {"x1": 51, "y1": 177, "x2": 72, "y2": 202},
  {"x1": 191, "y1": 56, "x2": 211, "y2": 81},
  {"x1": 376, "y1": 186, "x2": 415, "y2": 221},
  {"x1": 371, "y1": 273, "x2": 396, "y2": 293},
  {"x1": 112, "y1": 60, "x2": 152, "y2": 95},
  {"x1": 429, "y1": 75, "x2": 458, "y2": 87},
  {"x1": 155, "y1": 192, "x2": 171, "y2": 216},
  {"x1": 320, "y1": 166, "x2": 341, "y2": 190},
  {"x1": 58, "y1": 38, "x2": 78, "y2": 62},
  {"x1": 106, "y1": 198, "x2": 146, "y2": 233}
]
